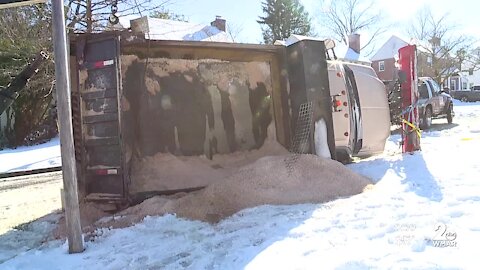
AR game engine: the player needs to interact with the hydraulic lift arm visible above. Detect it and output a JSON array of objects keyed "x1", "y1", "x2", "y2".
[{"x1": 0, "y1": 51, "x2": 50, "y2": 115}]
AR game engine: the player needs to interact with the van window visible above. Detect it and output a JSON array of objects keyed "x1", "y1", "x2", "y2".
[{"x1": 418, "y1": 82, "x2": 429, "y2": 99}]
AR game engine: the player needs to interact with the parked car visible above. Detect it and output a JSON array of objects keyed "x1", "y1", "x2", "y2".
[
  {"x1": 418, "y1": 77, "x2": 454, "y2": 129},
  {"x1": 449, "y1": 86, "x2": 480, "y2": 102}
]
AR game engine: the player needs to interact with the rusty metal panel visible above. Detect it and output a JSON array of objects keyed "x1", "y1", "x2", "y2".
[
  {"x1": 85, "y1": 137, "x2": 119, "y2": 146},
  {"x1": 122, "y1": 58, "x2": 274, "y2": 157},
  {"x1": 117, "y1": 40, "x2": 290, "y2": 194},
  {"x1": 71, "y1": 32, "x2": 315, "y2": 198},
  {"x1": 87, "y1": 175, "x2": 123, "y2": 195},
  {"x1": 86, "y1": 144, "x2": 122, "y2": 166},
  {"x1": 83, "y1": 38, "x2": 117, "y2": 62},
  {"x1": 83, "y1": 113, "x2": 118, "y2": 124},
  {"x1": 84, "y1": 97, "x2": 118, "y2": 114},
  {"x1": 84, "y1": 121, "x2": 119, "y2": 138},
  {"x1": 81, "y1": 89, "x2": 117, "y2": 100}
]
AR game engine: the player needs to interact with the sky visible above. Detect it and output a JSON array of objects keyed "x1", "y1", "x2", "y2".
[{"x1": 163, "y1": 0, "x2": 480, "y2": 56}]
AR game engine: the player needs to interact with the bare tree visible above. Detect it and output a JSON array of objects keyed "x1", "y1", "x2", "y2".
[
  {"x1": 407, "y1": 7, "x2": 477, "y2": 84},
  {"x1": 226, "y1": 22, "x2": 243, "y2": 43},
  {"x1": 66, "y1": 0, "x2": 176, "y2": 33},
  {"x1": 150, "y1": 7, "x2": 187, "y2": 22},
  {"x1": 319, "y1": 0, "x2": 386, "y2": 54}
]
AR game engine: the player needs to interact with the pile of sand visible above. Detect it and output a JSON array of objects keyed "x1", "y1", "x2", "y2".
[
  {"x1": 54, "y1": 202, "x2": 109, "y2": 239},
  {"x1": 95, "y1": 154, "x2": 371, "y2": 229},
  {"x1": 164, "y1": 154, "x2": 371, "y2": 222},
  {"x1": 130, "y1": 136, "x2": 290, "y2": 194}
]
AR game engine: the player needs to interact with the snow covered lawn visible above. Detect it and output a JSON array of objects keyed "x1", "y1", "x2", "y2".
[
  {"x1": 0, "y1": 138, "x2": 61, "y2": 173},
  {"x1": 1, "y1": 101, "x2": 480, "y2": 269}
]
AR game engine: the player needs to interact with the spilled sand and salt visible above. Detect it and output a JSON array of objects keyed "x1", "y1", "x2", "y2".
[
  {"x1": 54, "y1": 127, "x2": 371, "y2": 237},
  {"x1": 129, "y1": 138, "x2": 290, "y2": 194},
  {"x1": 79, "y1": 153, "x2": 371, "y2": 235}
]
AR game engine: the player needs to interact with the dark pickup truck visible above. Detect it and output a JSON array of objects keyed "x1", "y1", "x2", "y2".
[
  {"x1": 450, "y1": 86, "x2": 480, "y2": 102},
  {"x1": 418, "y1": 77, "x2": 454, "y2": 129}
]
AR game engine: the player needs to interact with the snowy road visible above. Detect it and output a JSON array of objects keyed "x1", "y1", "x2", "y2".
[
  {"x1": 0, "y1": 172, "x2": 62, "y2": 235},
  {"x1": 1, "y1": 101, "x2": 480, "y2": 269}
]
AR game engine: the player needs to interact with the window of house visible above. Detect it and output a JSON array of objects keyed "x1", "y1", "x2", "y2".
[
  {"x1": 451, "y1": 80, "x2": 457, "y2": 91},
  {"x1": 378, "y1": 61, "x2": 385, "y2": 72}
]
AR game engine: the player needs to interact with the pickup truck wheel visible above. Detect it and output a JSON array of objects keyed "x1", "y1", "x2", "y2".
[
  {"x1": 422, "y1": 107, "x2": 432, "y2": 129},
  {"x1": 447, "y1": 105, "x2": 453, "y2": 124}
]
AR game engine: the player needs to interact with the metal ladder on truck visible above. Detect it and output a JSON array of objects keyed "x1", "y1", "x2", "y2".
[{"x1": 73, "y1": 35, "x2": 126, "y2": 204}]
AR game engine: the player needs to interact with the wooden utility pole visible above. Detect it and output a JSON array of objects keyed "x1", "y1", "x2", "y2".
[
  {"x1": 51, "y1": 0, "x2": 84, "y2": 253},
  {"x1": 0, "y1": 0, "x2": 84, "y2": 254}
]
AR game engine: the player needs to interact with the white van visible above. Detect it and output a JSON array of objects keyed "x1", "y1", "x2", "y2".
[{"x1": 327, "y1": 60, "x2": 390, "y2": 159}]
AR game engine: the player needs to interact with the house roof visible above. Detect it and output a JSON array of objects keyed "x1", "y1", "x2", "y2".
[
  {"x1": 371, "y1": 35, "x2": 410, "y2": 61},
  {"x1": 278, "y1": 34, "x2": 371, "y2": 64},
  {"x1": 119, "y1": 16, "x2": 232, "y2": 42}
]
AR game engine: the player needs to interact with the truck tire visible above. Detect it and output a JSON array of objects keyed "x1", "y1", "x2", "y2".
[
  {"x1": 422, "y1": 107, "x2": 432, "y2": 129},
  {"x1": 447, "y1": 104, "x2": 453, "y2": 124}
]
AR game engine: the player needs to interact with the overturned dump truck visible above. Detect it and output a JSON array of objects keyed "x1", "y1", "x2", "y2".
[{"x1": 69, "y1": 31, "x2": 389, "y2": 205}]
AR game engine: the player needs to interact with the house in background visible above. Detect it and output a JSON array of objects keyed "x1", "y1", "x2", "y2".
[
  {"x1": 443, "y1": 67, "x2": 469, "y2": 91},
  {"x1": 372, "y1": 35, "x2": 480, "y2": 90},
  {"x1": 443, "y1": 48, "x2": 480, "y2": 90},
  {"x1": 443, "y1": 68, "x2": 480, "y2": 91},
  {"x1": 120, "y1": 16, "x2": 232, "y2": 42},
  {"x1": 370, "y1": 35, "x2": 409, "y2": 83}
]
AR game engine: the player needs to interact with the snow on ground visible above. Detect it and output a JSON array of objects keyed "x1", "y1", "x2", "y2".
[
  {"x1": 1, "y1": 101, "x2": 480, "y2": 269},
  {"x1": 0, "y1": 173, "x2": 63, "y2": 235},
  {"x1": 0, "y1": 138, "x2": 61, "y2": 173},
  {"x1": 0, "y1": 213, "x2": 61, "y2": 264}
]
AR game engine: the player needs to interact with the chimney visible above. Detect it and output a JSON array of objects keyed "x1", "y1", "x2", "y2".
[
  {"x1": 348, "y1": 33, "x2": 361, "y2": 54},
  {"x1": 211, "y1": 16, "x2": 226, "y2": 32}
]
